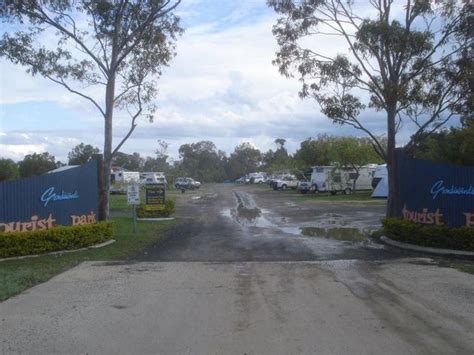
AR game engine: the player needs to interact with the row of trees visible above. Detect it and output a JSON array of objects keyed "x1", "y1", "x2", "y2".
[{"x1": 3, "y1": 121, "x2": 471, "y2": 182}]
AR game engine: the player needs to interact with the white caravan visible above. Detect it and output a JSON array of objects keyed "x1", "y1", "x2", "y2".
[
  {"x1": 309, "y1": 165, "x2": 376, "y2": 194},
  {"x1": 140, "y1": 172, "x2": 167, "y2": 186},
  {"x1": 110, "y1": 170, "x2": 140, "y2": 193}
]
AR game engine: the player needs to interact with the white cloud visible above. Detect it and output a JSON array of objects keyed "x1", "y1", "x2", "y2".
[{"x1": 1, "y1": 1, "x2": 445, "y2": 163}]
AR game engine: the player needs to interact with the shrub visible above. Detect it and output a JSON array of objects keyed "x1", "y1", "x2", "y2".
[
  {"x1": 0, "y1": 222, "x2": 113, "y2": 258},
  {"x1": 382, "y1": 218, "x2": 474, "y2": 251},
  {"x1": 136, "y1": 199, "x2": 175, "y2": 218}
]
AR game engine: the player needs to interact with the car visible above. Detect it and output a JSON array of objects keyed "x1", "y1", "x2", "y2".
[
  {"x1": 272, "y1": 174, "x2": 299, "y2": 190},
  {"x1": 297, "y1": 181, "x2": 312, "y2": 194},
  {"x1": 175, "y1": 177, "x2": 201, "y2": 191}
]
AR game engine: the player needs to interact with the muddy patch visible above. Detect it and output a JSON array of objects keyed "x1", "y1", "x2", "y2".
[{"x1": 222, "y1": 191, "x2": 270, "y2": 227}]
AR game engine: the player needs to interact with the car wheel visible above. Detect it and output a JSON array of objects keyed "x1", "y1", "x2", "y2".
[
  {"x1": 344, "y1": 187, "x2": 352, "y2": 195},
  {"x1": 281, "y1": 184, "x2": 287, "y2": 190}
]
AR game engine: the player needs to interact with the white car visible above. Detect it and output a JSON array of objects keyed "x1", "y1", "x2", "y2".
[{"x1": 273, "y1": 175, "x2": 299, "y2": 190}]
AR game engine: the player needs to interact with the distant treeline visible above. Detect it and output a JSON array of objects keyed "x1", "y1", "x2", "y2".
[{"x1": 1, "y1": 122, "x2": 472, "y2": 182}]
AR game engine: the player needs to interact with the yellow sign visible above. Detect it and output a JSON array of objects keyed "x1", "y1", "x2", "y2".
[{"x1": 144, "y1": 204, "x2": 165, "y2": 211}]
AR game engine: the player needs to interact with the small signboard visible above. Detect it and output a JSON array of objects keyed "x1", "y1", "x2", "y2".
[
  {"x1": 127, "y1": 184, "x2": 140, "y2": 205},
  {"x1": 145, "y1": 185, "x2": 165, "y2": 210}
]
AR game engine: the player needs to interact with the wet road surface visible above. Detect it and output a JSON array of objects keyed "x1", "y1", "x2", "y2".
[{"x1": 132, "y1": 183, "x2": 413, "y2": 262}]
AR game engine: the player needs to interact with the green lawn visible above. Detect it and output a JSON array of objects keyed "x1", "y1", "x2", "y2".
[
  {"x1": 281, "y1": 189, "x2": 385, "y2": 203},
  {"x1": 0, "y1": 195, "x2": 177, "y2": 301}
]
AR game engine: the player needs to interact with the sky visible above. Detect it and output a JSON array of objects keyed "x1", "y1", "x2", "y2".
[{"x1": 0, "y1": 0, "x2": 452, "y2": 163}]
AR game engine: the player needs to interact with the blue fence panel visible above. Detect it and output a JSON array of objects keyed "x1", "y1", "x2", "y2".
[
  {"x1": 397, "y1": 153, "x2": 474, "y2": 227},
  {"x1": 0, "y1": 160, "x2": 98, "y2": 232}
]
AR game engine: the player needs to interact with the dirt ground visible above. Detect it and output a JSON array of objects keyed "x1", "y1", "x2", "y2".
[{"x1": 131, "y1": 183, "x2": 413, "y2": 262}]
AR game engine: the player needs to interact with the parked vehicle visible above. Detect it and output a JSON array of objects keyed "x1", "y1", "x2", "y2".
[
  {"x1": 110, "y1": 170, "x2": 140, "y2": 193},
  {"x1": 235, "y1": 176, "x2": 245, "y2": 183},
  {"x1": 140, "y1": 172, "x2": 167, "y2": 187},
  {"x1": 297, "y1": 180, "x2": 312, "y2": 194},
  {"x1": 248, "y1": 172, "x2": 267, "y2": 184},
  {"x1": 175, "y1": 177, "x2": 201, "y2": 191},
  {"x1": 309, "y1": 165, "x2": 376, "y2": 195},
  {"x1": 273, "y1": 174, "x2": 299, "y2": 190}
]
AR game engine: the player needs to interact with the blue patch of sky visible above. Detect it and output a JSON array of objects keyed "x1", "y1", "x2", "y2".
[
  {"x1": 0, "y1": 101, "x2": 85, "y2": 132},
  {"x1": 179, "y1": 0, "x2": 271, "y2": 31}
]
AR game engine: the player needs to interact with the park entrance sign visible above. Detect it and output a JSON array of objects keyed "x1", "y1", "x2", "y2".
[
  {"x1": 397, "y1": 153, "x2": 474, "y2": 228},
  {"x1": 0, "y1": 160, "x2": 99, "y2": 233}
]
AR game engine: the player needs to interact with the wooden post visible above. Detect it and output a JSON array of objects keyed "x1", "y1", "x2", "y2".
[{"x1": 93, "y1": 154, "x2": 106, "y2": 221}]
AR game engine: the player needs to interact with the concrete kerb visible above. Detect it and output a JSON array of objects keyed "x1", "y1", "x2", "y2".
[
  {"x1": 0, "y1": 239, "x2": 116, "y2": 263},
  {"x1": 380, "y1": 236, "x2": 474, "y2": 257},
  {"x1": 136, "y1": 217, "x2": 175, "y2": 221}
]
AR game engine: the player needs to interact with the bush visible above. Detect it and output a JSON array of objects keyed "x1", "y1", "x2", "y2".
[
  {"x1": 0, "y1": 222, "x2": 113, "y2": 258},
  {"x1": 136, "y1": 199, "x2": 175, "y2": 218},
  {"x1": 382, "y1": 218, "x2": 474, "y2": 251}
]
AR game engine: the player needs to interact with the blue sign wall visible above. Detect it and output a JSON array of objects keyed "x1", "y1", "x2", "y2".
[
  {"x1": 397, "y1": 153, "x2": 474, "y2": 227},
  {"x1": 0, "y1": 160, "x2": 98, "y2": 232}
]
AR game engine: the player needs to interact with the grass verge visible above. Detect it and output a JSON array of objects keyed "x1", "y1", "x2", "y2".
[
  {"x1": 276, "y1": 189, "x2": 385, "y2": 203},
  {"x1": 0, "y1": 195, "x2": 176, "y2": 301}
]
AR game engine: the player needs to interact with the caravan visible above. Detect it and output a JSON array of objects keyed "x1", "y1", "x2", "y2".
[
  {"x1": 110, "y1": 169, "x2": 140, "y2": 193},
  {"x1": 309, "y1": 165, "x2": 376, "y2": 195}
]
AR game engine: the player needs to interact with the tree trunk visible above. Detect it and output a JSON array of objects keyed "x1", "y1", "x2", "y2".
[
  {"x1": 386, "y1": 106, "x2": 399, "y2": 218},
  {"x1": 103, "y1": 71, "x2": 116, "y2": 220}
]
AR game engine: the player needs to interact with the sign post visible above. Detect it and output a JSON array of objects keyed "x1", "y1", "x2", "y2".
[
  {"x1": 145, "y1": 184, "x2": 166, "y2": 213},
  {"x1": 127, "y1": 184, "x2": 140, "y2": 234}
]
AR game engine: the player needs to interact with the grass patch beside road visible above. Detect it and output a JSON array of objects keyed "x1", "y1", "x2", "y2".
[
  {"x1": 279, "y1": 189, "x2": 385, "y2": 203},
  {"x1": 0, "y1": 195, "x2": 176, "y2": 301}
]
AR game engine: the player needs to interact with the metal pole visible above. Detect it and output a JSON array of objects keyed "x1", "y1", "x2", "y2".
[{"x1": 133, "y1": 204, "x2": 137, "y2": 235}]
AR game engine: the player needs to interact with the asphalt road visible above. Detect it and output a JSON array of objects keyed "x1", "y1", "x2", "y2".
[{"x1": 1, "y1": 184, "x2": 473, "y2": 354}]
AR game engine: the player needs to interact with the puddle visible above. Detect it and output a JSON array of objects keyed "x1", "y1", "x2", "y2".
[
  {"x1": 221, "y1": 191, "x2": 300, "y2": 235},
  {"x1": 301, "y1": 227, "x2": 368, "y2": 242}
]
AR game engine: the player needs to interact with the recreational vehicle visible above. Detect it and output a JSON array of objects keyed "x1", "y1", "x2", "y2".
[
  {"x1": 110, "y1": 170, "x2": 140, "y2": 193},
  {"x1": 309, "y1": 165, "x2": 376, "y2": 195}
]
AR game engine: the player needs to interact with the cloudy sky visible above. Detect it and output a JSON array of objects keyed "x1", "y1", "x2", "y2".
[{"x1": 0, "y1": 0, "x2": 446, "y2": 163}]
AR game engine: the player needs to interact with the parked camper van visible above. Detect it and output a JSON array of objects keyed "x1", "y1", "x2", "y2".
[
  {"x1": 110, "y1": 170, "x2": 140, "y2": 193},
  {"x1": 140, "y1": 172, "x2": 167, "y2": 187},
  {"x1": 309, "y1": 165, "x2": 376, "y2": 195}
]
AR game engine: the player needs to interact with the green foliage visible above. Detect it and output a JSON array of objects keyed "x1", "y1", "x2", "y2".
[
  {"x1": 68, "y1": 143, "x2": 100, "y2": 165},
  {"x1": 136, "y1": 199, "x2": 175, "y2": 218},
  {"x1": 383, "y1": 218, "x2": 474, "y2": 252},
  {"x1": 0, "y1": 222, "x2": 113, "y2": 258},
  {"x1": 18, "y1": 152, "x2": 57, "y2": 178},
  {"x1": 112, "y1": 152, "x2": 145, "y2": 171},
  {"x1": 410, "y1": 121, "x2": 474, "y2": 166},
  {"x1": 178, "y1": 141, "x2": 226, "y2": 182},
  {"x1": 226, "y1": 142, "x2": 262, "y2": 180},
  {"x1": 294, "y1": 135, "x2": 332, "y2": 167},
  {"x1": 0, "y1": 158, "x2": 19, "y2": 181}
]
